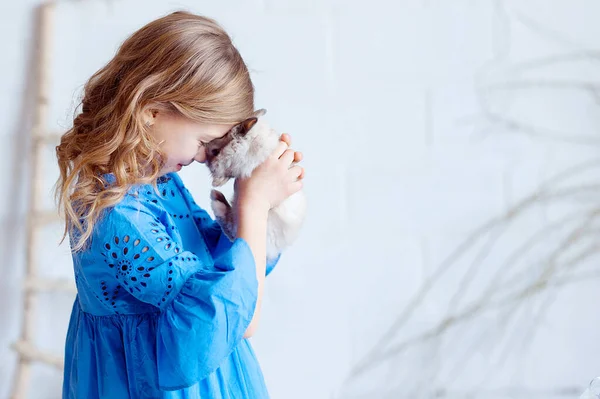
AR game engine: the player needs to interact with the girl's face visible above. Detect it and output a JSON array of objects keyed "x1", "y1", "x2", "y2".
[{"x1": 147, "y1": 110, "x2": 234, "y2": 176}]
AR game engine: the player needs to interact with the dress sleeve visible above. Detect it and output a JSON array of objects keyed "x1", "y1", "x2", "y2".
[
  {"x1": 95, "y1": 200, "x2": 259, "y2": 389},
  {"x1": 170, "y1": 173, "x2": 282, "y2": 276}
]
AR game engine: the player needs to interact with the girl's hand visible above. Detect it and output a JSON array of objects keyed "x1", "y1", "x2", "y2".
[
  {"x1": 236, "y1": 134, "x2": 304, "y2": 213},
  {"x1": 280, "y1": 133, "x2": 304, "y2": 172}
]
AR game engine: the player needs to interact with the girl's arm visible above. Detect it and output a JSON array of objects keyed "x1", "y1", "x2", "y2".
[
  {"x1": 234, "y1": 137, "x2": 303, "y2": 338},
  {"x1": 235, "y1": 199, "x2": 269, "y2": 338},
  {"x1": 171, "y1": 173, "x2": 282, "y2": 276}
]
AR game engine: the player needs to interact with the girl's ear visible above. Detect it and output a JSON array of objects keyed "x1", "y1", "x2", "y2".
[{"x1": 143, "y1": 108, "x2": 158, "y2": 126}]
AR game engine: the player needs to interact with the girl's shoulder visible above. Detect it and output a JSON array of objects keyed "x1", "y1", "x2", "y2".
[
  {"x1": 94, "y1": 172, "x2": 195, "y2": 239},
  {"x1": 96, "y1": 175, "x2": 167, "y2": 228},
  {"x1": 102, "y1": 172, "x2": 181, "y2": 210}
]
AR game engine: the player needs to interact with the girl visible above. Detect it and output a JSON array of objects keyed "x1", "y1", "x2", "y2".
[{"x1": 55, "y1": 11, "x2": 304, "y2": 399}]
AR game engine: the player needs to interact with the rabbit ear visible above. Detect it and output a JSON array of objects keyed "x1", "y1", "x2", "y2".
[
  {"x1": 212, "y1": 176, "x2": 230, "y2": 187},
  {"x1": 236, "y1": 117, "x2": 258, "y2": 136},
  {"x1": 253, "y1": 108, "x2": 267, "y2": 118}
]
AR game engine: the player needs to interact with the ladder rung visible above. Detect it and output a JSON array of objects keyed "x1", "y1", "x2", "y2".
[
  {"x1": 33, "y1": 131, "x2": 62, "y2": 144},
  {"x1": 32, "y1": 210, "x2": 62, "y2": 225},
  {"x1": 12, "y1": 340, "x2": 63, "y2": 369},
  {"x1": 24, "y1": 277, "x2": 76, "y2": 293}
]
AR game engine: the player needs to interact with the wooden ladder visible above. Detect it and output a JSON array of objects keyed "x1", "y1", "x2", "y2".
[{"x1": 10, "y1": 3, "x2": 76, "y2": 398}]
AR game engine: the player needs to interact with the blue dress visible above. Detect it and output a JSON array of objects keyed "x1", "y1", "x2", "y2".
[{"x1": 62, "y1": 172, "x2": 279, "y2": 399}]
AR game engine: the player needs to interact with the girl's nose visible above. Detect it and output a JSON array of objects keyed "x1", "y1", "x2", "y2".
[{"x1": 194, "y1": 149, "x2": 207, "y2": 164}]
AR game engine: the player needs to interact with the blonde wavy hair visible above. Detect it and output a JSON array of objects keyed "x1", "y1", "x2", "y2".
[{"x1": 55, "y1": 11, "x2": 255, "y2": 252}]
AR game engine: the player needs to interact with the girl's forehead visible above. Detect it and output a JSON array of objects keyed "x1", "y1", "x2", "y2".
[
  {"x1": 167, "y1": 113, "x2": 233, "y2": 139},
  {"x1": 200, "y1": 123, "x2": 235, "y2": 140}
]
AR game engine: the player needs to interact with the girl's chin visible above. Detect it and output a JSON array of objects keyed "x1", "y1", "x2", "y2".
[{"x1": 158, "y1": 164, "x2": 182, "y2": 176}]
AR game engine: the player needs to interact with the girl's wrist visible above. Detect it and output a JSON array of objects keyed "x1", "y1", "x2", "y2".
[{"x1": 237, "y1": 195, "x2": 270, "y2": 217}]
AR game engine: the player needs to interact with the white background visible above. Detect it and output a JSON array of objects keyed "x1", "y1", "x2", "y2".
[{"x1": 2, "y1": 1, "x2": 600, "y2": 398}]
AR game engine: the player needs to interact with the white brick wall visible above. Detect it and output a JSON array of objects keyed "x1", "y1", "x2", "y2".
[{"x1": 2, "y1": 1, "x2": 600, "y2": 398}]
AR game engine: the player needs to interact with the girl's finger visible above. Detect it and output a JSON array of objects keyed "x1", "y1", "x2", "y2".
[
  {"x1": 293, "y1": 151, "x2": 303, "y2": 163},
  {"x1": 288, "y1": 165, "x2": 304, "y2": 180},
  {"x1": 272, "y1": 140, "x2": 289, "y2": 159},
  {"x1": 279, "y1": 148, "x2": 295, "y2": 165},
  {"x1": 288, "y1": 180, "x2": 303, "y2": 195},
  {"x1": 280, "y1": 133, "x2": 292, "y2": 146}
]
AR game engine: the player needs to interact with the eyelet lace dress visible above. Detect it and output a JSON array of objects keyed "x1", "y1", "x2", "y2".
[{"x1": 62, "y1": 173, "x2": 279, "y2": 399}]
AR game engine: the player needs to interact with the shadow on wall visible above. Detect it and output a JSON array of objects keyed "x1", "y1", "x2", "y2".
[{"x1": 335, "y1": 5, "x2": 600, "y2": 399}]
